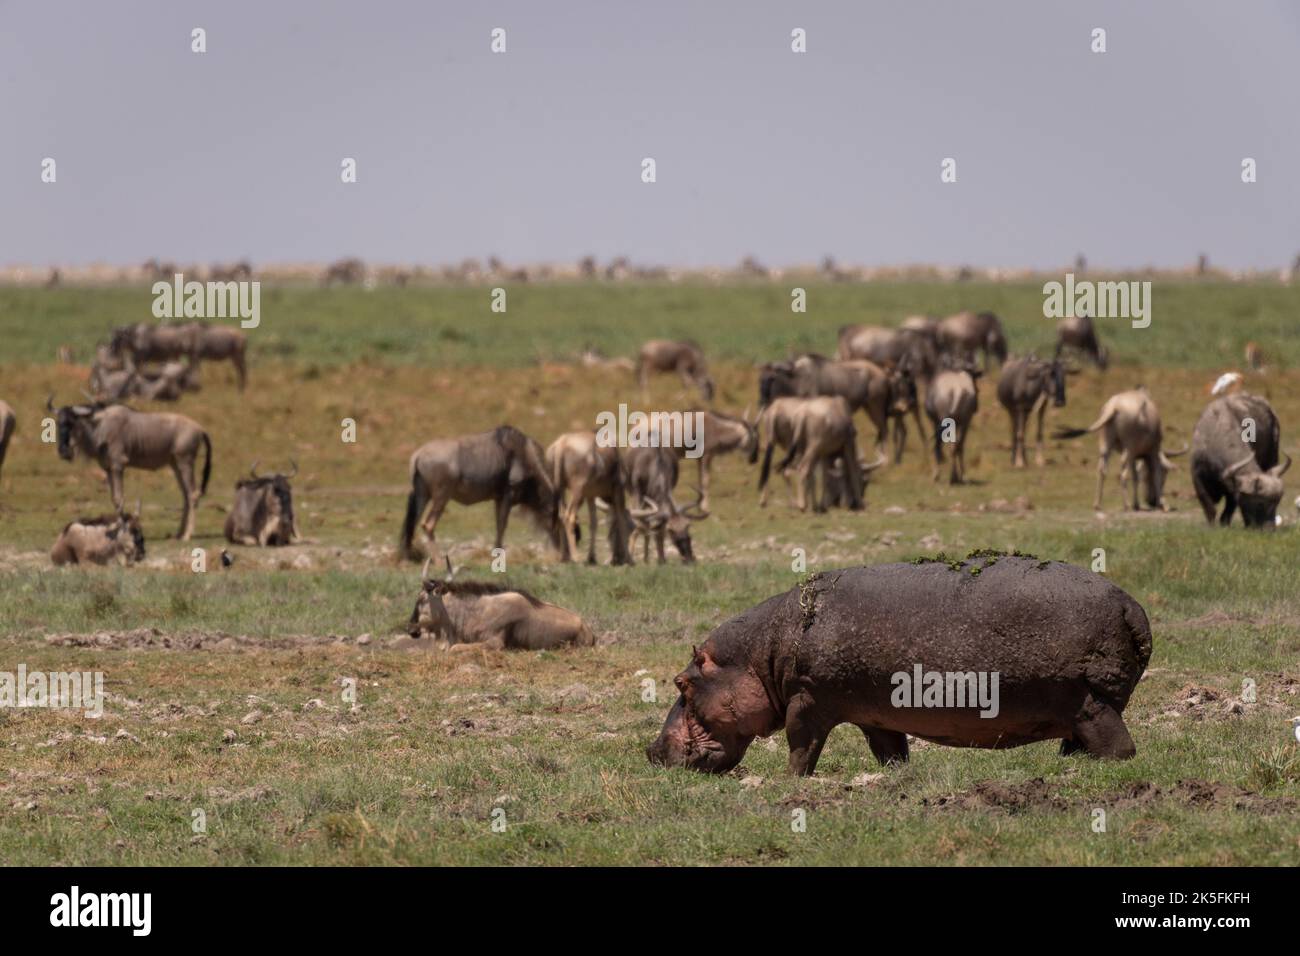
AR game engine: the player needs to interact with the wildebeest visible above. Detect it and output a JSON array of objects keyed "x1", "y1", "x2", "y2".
[
  {"x1": 0, "y1": 400, "x2": 14, "y2": 482},
  {"x1": 622, "y1": 444, "x2": 708, "y2": 564},
  {"x1": 925, "y1": 367, "x2": 981, "y2": 484},
  {"x1": 323, "y1": 257, "x2": 366, "y2": 286},
  {"x1": 1055, "y1": 387, "x2": 1185, "y2": 511},
  {"x1": 191, "y1": 324, "x2": 248, "y2": 390},
  {"x1": 400, "y1": 425, "x2": 560, "y2": 562},
  {"x1": 1190, "y1": 393, "x2": 1289, "y2": 527},
  {"x1": 90, "y1": 360, "x2": 198, "y2": 403},
  {"x1": 407, "y1": 561, "x2": 595, "y2": 651},
  {"x1": 49, "y1": 398, "x2": 211, "y2": 540},
  {"x1": 224, "y1": 462, "x2": 300, "y2": 546},
  {"x1": 50, "y1": 510, "x2": 146, "y2": 566},
  {"x1": 209, "y1": 260, "x2": 253, "y2": 282},
  {"x1": 675, "y1": 409, "x2": 757, "y2": 511},
  {"x1": 756, "y1": 396, "x2": 881, "y2": 511},
  {"x1": 836, "y1": 324, "x2": 937, "y2": 448},
  {"x1": 112, "y1": 322, "x2": 247, "y2": 391},
  {"x1": 937, "y1": 311, "x2": 1008, "y2": 371},
  {"x1": 996, "y1": 356, "x2": 1068, "y2": 468},
  {"x1": 1055, "y1": 313, "x2": 1108, "y2": 369},
  {"x1": 635, "y1": 340, "x2": 715, "y2": 402},
  {"x1": 544, "y1": 431, "x2": 632, "y2": 565}
]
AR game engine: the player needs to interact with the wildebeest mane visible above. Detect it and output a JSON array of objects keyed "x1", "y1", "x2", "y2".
[{"x1": 437, "y1": 579, "x2": 546, "y2": 607}]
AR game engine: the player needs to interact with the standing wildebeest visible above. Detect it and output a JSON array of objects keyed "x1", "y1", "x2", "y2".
[
  {"x1": 1055, "y1": 313, "x2": 1108, "y2": 369},
  {"x1": 111, "y1": 322, "x2": 198, "y2": 366},
  {"x1": 0, "y1": 400, "x2": 14, "y2": 482},
  {"x1": 836, "y1": 324, "x2": 937, "y2": 448},
  {"x1": 636, "y1": 340, "x2": 715, "y2": 402},
  {"x1": 675, "y1": 409, "x2": 757, "y2": 511},
  {"x1": 407, "y1": 561, "x2": 595, "y2": 650},
  {"x1": 209, "y1": 260, "x2": 253, "y2": 282},
  {"x1": 757, "y1": 396, "x2": 883, "y2": 511},
  {"x1": 225, "y1": 462, "x2": 300, "y2": 546},
  {"x1": 51, "y1": 399, "x2": 212, "y2": 540},
  {"x1": 997, "y1": 356, "x2": 1068, "y2": 468},
  {"x1": 545, "y1": 431, "x2": 632, "y2": 565},
  {"x1": 937, "y1": 311, "x2": 1008, "y2": 371},
  {"x1": 1190, "y1": 393, "x2": 1289, "y2": 528},
  {"x1": 925, "y1": 367, "x2": 980, "y2": 484},
  {"x1": 323, "y1": 257, "x2": 366, "y2": 286},
  {"x1": 51, "y1": 510, "x2": 146, "y2": 566},
  {"x1": 622, "y1": 444, "x2": 709, "y2": 564},
  {"x1": 1054, "y1": 388, "x2": 1185, "y2": 511},
  {"x1": 400, "y1": 425, "x2": 560, "y2": 562},
  {"x1": 192, "y1": 324, "x2": 248, "y2": 390}
]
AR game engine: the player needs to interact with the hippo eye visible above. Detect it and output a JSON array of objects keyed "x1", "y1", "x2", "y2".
[{"x1": 674, "y1": 674, "x2": 689, "y2": 693}]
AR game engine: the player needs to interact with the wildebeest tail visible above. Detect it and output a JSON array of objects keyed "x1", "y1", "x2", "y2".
[
  {"x1": 200, "y1": 433, "x2": 212, "y2": 495},
  {"x1": 399, "y1": 470, "x2": 427, "y2": 560},
  {"x1": 1053, "y1": 403, "x2": 1116, "y2": 441}
]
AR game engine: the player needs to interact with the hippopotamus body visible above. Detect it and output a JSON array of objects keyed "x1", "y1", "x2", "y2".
[{"x1": 648, "y1": 555, "x2": 1152, "y2": 775}]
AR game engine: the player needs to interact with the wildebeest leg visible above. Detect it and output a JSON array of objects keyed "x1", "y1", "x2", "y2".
[
  {"x1": 796, "y1": 449, "x2": 817, "y2": 512},
  {"x1": 785, "y1": 695, "x2": 834, "y2": 776},
  {"x1": 951, "y1": 428, "x2": 965, "y2": 484},
  {"x1": 494, "y1": 496, "x2": 512, "y2": 550},
  {"x1": 1219, "y1": 493, "x2": 1237, "y2": 526},
  {"x1": 654, "y1": 528, "x2": 666, "y2": 564},
  {"x1": 1191, "y1": 470, "x2": 1219, "y2": 524},
  {"x1": 1093, "y1": 442, "x2": 1111, "y2": 510},
  {"x1": 171, "y1": 461, "x2": 196, "y2": 540},
  {"x1": 106, "y1": 466, "x2": 126, "y2": 514},
  {"x1": 697, "y1": 457, "x2": 710, "y2": 513},
  {"x1": 859, "y1": 726, "x2": 909, "y2": 765},
  {"x1": 1070, "y1": 693, "x2": 1136, "y2": 759},
  {"x1": 1120, "y1": 451, "x2": 1138, "y2": 511},
  {"x1": 891, "y1": 415, "x2": 907, "y2": 464},
  {"x1": 930, "y1": 416, "x2": 944, "y2": 482},
  {"x1": 1033, "y1": 396, "x2": 1048, "y2": 467},
  {"x1": 420, "y1": 495, "x2": 449, "y2": 564}
]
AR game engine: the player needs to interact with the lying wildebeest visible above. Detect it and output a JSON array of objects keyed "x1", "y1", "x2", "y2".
[
  {"x1": 669, "y1": 409, "x2": 757, "y2": 512},
  {"x1": 1055, "y1": 387, "x2": 1185, "y2": 511},
  {"x1": 407, "y1": 560, "x2": 595, "y2": 650},
  {"x1": 90, "y1": 360, "x2": 198, "y2": 403},
  {"x1": 937, "y1": 311, "x2": 1008, "y2": 371},
  {"x1": 647, "y1": 555, "x2": 1152, "y2": 775},
  {"x1": 0, "y1": 400, "x2": 14, "y2": 482},
  {"x1": 50, "y1": 510, "x2": 146, "y2": 566},
  {"x1": 622, "y1": 444, "x2": 709, "y2": 564},
  {"x1": 1055, "y1": 313, "x2": 1108, "y2": 369},
  {"x1": 760, "y1": 355, "x2": 916, "y2": 462},
  {"x1": 925, "y1": 366, "x2": 980, "y2": 484},
  {"x1": 1190, "y1": 393, "x2": 1289, "y2": 527},
  {"x1": 50, "y1": 398, "x2": 211, "y2": 540},
  {"x1": 635, "y1": 340, "x2": 715, "y2": 402},
  {"x1": 400, "y1": 425, "x2": 560, "y2": 562},
  {"x1": 545, "y1": 431, "x2": 632, "y2": 565},
  {"x1": 224, "y1": 461, "x2": 300, "y2": 546},
  {"x1": 996, "y1": 355, "x2": 1068, "y2": 468}
]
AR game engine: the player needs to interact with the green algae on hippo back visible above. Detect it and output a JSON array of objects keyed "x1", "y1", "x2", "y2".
[{"x1": 648, "y1": 556, "x2": 1152, "y2": 776}]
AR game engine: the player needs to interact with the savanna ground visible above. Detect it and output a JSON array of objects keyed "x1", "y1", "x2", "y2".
[{"x1": 1, "y1": 280, "x2": 1299, "y2": 865}]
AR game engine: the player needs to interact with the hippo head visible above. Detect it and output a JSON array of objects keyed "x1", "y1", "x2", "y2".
[
  {"x1": 1224, "y1": 453, "x2": 1290, "y2": 527},
  {"x1": 647, "y1": 641, "x2": 780, "y2": 773}
]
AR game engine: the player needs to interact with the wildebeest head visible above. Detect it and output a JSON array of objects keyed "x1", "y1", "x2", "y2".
[
  {"x1": 647, "y1": 641, "x2": 779, "y2": 773},
  {"x1": 1222, "y1": 452, "x2": 1291, "y2": 527},
  {"x1": 982, "y1": 312, "x2": 1008, "y2": 364},
  {"x1": 407, "y1": 557, "x2": 457, "y2": 638},
  {"x1": 48, "y1": 396, "x2": 101, "y2": 461},
  {"x1": 629, "y1": 487, "x2": 709, "y2": 563},
  {"x1": 228, "y1": 461, "x2": 298, "y2": 546},
  {"x1": 889, "y1": 368, "x2": 918, "y2": 415},
  {"x1": 757, "y1": 362, "x2": 796, "y2": 410}
]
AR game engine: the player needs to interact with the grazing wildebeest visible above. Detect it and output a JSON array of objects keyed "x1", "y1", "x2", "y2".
[
  {"x1": 925, "y1": 367, "x2": 981, "y2": 484},
  {"x1": 224, "y1": 462, "x2": 300, "y2": 546},
  {"x1": 757, "y1": 396, "x2": 881, "y2": 511},
  {"x1": 323, "y1": 257, "x2": 366, "y2": 286},
  {"x1": 544, "y1": 431, "x2": 632, "y2": 565},
  {"x1": 0, "y1": 400, "x2": 15, "y2": 482},
  {"x1": 1054, "y1": 387, "x2": 1185, "y2": 511},
  {"x1": 647, "y1": 557, "x2": 1152, "y2": 774},
  {"x1": 407, "y1": 561, "x2": 595, "y2": 651},
  {"x1": 400, "y1": 425, "x2": 560, "y2": 562},
  {"x1": 636, "y1": 340, "x2": 715, "y2": 402},
  {"x1": 622, "y1": 445, "x2": 708, "y2": 564},
  {"x1": 836, "y1": 324, "x2": 937, "y2": 448},
  {"x1": 674, "y1": 409, "x2": 757, "y2": 511},
  {"x1": 996, "y1": 355, "x2": 1068, "y2": 468},
  {"x1": 1055, "y1": 313, "x2": 1108, "y2": 369},
  {"x1": 50, "y1": 398, "x2": 211, "y2": 540},
  {"x1": 51, "y1": 510, "x2": 146, "y2": 566},
  {"x1": 1190, "y1": 393, "x2": 1289, "y2": 528},
  {"x1": 937, "y1": 311, "x2": 1008, "y2": 371}
]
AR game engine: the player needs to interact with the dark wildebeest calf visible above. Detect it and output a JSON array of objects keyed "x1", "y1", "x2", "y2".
[{"x1": 225, "y1": 462, "x2": 300, "y2": 546}]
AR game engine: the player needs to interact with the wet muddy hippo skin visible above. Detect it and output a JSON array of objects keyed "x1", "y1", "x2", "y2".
[{"x1": 647, "y1": 554, "x2": 1152, "y2": 775}]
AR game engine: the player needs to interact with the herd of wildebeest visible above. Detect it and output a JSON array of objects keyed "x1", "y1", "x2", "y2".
[{"x1": 1, "y1": 304, "x2": 1289, "y2": 774}]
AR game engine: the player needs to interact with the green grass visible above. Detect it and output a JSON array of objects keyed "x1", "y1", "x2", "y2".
[{"x1": 1, "y1": 281, "x2": 1299, "y2": 865}]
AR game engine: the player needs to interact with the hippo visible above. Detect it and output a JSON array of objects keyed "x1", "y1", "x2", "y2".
[{"x1": 647, "y1": 554, "x2": 1152, "y2": 775}]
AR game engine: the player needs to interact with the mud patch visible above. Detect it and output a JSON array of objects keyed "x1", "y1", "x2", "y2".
[
  {"x1": 44, "y1": 628, "x2": 366, "y2": 651},
  {"x1": 924, "y1": 776, "x2": 1296, "y2": 815},
  {"x1": 923, "y1": 777, "x2": 1068, "y2": 813}
]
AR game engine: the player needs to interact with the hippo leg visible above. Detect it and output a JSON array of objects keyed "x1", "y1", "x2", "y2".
[
  {"x1": 860, "y1": 726, "x2": 909, "y2": 765},
  {"x1": 784, "y1": 695, "x2": 835, "y2": 776},
  {"x1": 1059, "y1": 737, "x2": 1084, "y2": 756},
  {"x1": 1071, "y1": 693, "x2": 1136, "y2": 759}
]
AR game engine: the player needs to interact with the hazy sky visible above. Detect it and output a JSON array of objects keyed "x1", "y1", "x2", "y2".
[{"x1": 3, "y1": 0, "x2": 1298, "y2": 270}]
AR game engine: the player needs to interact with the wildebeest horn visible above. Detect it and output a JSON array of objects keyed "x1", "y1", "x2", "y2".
[
  {"x1": 628, "y1": 496, "x2": 661, "y2": 519},
  {"x1": 1269, "y1": 453, "x2": 1292, "y2": 478},
  {"x1": 444, "y1": 555, "x2": 454, "y2": 581},
  {"x1": 1164, "y1": 443, "x2": 1190, "y2": 458},
  {"x1": 46, "y1": 394, "x2": 55, "y2": 412},
  {"x1": 421, "y1": 557, "x2": 433, "y2": 580},
  {"x1": 593, "y1": 497, "x2": 610, "y2": 512},
  {"x1": 249, "y1": 460, "x2": 261, "y2": 479},
  {"x1": 80, "y1": 389, "x2": 96, "y2": 402},
  {"x1": 1222, "y1": 453, "x2": 1256, "y2": 480},
  {"x1": 135, "y1": 498, "x2": 142, "y2": 519},
  {"x1": 681, "y1": 486, "x2": 710, "y2": 520},
  {"x1": 287, "y1": 459, "x2": 299, "y2": 478},
  {"x1": 742, "y1": 404, "x2": 753, "y2": 424},
  {"x1": 861, "y1": 452, "x2": 889, "y2": 473}
]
